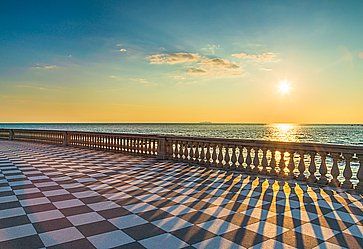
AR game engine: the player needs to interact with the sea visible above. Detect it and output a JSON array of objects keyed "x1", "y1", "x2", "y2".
[{"x1": 0, "y1": 123, "x2": 362, "y2": 146}]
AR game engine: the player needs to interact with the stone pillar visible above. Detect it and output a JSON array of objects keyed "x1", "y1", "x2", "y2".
[
  {"x1": 355, "y1": 154, "x2": 363, "y2": 193},
  {"x1": 63, "y1": 132, "x2": 68, "y2": 146},
  {"x1": 157, "y1": 136, "x2": 166, "y2": 159},
  {"x1": 9, "y1": 130, "x2": 14, "y2": 140}
]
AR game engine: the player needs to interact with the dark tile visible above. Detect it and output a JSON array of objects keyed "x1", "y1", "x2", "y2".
[
  {"x1": 77, "y1": 220, "x2": 118, "y2": 237},
  {"x1": 149, "y1": 198, "x2": 178, "y2": 208},
  {"x1": 60, "y1": 205, "x2": 94, "y2": 216},
  {"x1": 114, "y1": 197, "x2": 141, "y2": 206},
  {"x1": 171, "y1": 225, "x2": 216, "y2": 244},
  {"x1": 48, "y1": 194, "x2": 75, "y2": 202},
  {"x1": 138, "y1": 209, "x2": 174, "y2": 222},
  {"x1": 123, "y1": 223, "x2": 166, "y2": 240},
  {"x1": 97, "y1": 207, "x2": 131, "y2": 219},
  {"x1": 311, "y1": 216, "x2": 354, "y2": 231},
  {"x1": 178, "y1": 211, "x2": 215, "y2": 224},
  {"x1": 0, "y1": 200, "x2": 21, "y2": 210},
  {"x1": 274, "y1": 230, "x2": 323, "y2": 248},
  {"x1": 48, "y1": 238, "x2": 96, "y2": 249},
  {"x1": 0, "y1": 215, "x2": 30, "y2": 229},
  {"x1": 114, "y1": 241, "x2": 146, "y2": 249},
  {"x1": 33, "y1": 217, "x2": 73, "y2": 233},
  {"x1": 265, "y1": 214, "x2": 305, "y2": 230},
  {"x1": 222, "y1": 213, "x2": 260, "y2": 227},
  {"x1": 79, "y1": 195, "x2": 108, "y2": 204},
  {"x1": 16, "y1": 192, "x2": 45, "y2": 200},
  {"x1": 221, "y1": 227, "x2": 268, "y2": 247},
  {"x1": 23, "y1": 203, "x2": 56, "y2": 213},
  {"x1": 327, "y1": 231, "x2": 363, "y2": 249},
  {"x1": 0, "y1": 235, "x2": 44, "y2": 249},
  {"x1": 184, "y1": 200, "x2": 214, "y2": 210}
]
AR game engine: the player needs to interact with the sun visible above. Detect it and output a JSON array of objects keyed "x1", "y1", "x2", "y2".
[{"x1": 278, "y1": 80, "x2": 291, "y2": 95}]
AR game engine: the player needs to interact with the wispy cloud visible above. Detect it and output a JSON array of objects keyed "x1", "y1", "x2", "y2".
[
  {"x1": 147, "y1": 52, "x2": 201, "y2": 64},
  {"x1": 231, "y1": 52, "x2": 278, "y2": 62},
  {"x1": 201, "y1": 44, "x2": 220, "y2": 55},
  {"x1": 14, "y1": 83, "x2": 63, "y2": 91},
  {"x1": 109, "y1": 75, "x2": 157, "y2": 87},
  {"x1": 31, "y1": 64, "x2": 59, "y2": 70}
]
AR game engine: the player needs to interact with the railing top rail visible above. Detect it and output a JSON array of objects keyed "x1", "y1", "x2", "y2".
[
  {"x1": 1, "y1": 128, "x2": 362, "y2": 153},
  {"x1": 0, "y1": 128, "x2": 160, "y2": 139}
]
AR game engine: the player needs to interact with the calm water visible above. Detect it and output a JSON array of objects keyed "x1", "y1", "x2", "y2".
[{"x1": 0, "y1": 123, "x2": 362, "y2": 146}]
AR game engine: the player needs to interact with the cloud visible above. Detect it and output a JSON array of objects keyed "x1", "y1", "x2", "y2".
[
  {"x1": 147, "y1": 52, "x2": 201, "y2": 64},
  {"x1": 147, "y1": 52, "x2": 243, "y2": 78},
  {"x1": 231, "y1": 52, "x2": 278, "y2": 62},
  {"x1": 187, "y1": 58, "x2": 243, "y2": 78},
  {"x1": 186, "y1": 68, "x2": 207, "y2": 74},
  {"x1": 200, "y1": 58, "x2": 239, "y2": 69},
  {"x1": 358, "y1": 52, "x2": 363, "y2": 59},
  {"x1": 32, "y1": 64, "x2": 59, "y2": 70},
  {"x1": 119, "y1": 48, "x2": 127, "y2": 53}
]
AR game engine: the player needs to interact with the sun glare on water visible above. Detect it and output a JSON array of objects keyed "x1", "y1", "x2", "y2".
[{"x1": 278, "y1": 80, "x2": 291, "y2": 95}]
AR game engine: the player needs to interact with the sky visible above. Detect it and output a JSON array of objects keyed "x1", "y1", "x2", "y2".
[{"x1": 0, "y1": 0, "x2": 363, "y2": 123}]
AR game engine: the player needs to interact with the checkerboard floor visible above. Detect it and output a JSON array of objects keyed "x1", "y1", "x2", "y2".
[{"x1": 0, "y1": 140, "x2": 362, "y2": 249}]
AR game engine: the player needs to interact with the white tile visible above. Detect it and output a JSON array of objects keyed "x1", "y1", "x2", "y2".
[
  {"x1": 53, "y1": 199, "x2": 84, "y2": 209},
  {"x1": 295, "y1": 223, "x2": 339, "y2": 240},
  {"x1": 88, "y1": 201, "x2": 120, "y2": 211},
  {"x1": 241, "y1": 208, "x2": 276, "y2": 220},
  {"x1": 0, "y1": 224, "x2": 37, "y2": 242},
  {"x1": 161, "y1": 204, "x2": 196, "y2": 216},
  {"x1": 0, "y1": 186, "x2": 12, "y2": 192},
  {"x1": 193, "y1": 236, "x2": 244, "y2": 249},
  {"x1": 252, "y1": 239, "x2": 296, "y2": 249},
  {"x1": 168, "y1": 195, "x2": 197, "y2": 203},
  {"x1": 283, "y1": 209, "x2": 320, "y2": 222},
  {"x1": 0, "y1": 207, "x2": 26, "y2": 219},
  {"x1": 14, "y1": 188, "x2": 40, "y2": 195},
  {"x1": 67, "y1": 212, "x2": 105, "y2": 226},
  {"x1": 312, "y1": 242, "x2": 347, "y2": 249},
  {"x1": 88, "y1": 230, "x2": 134, "y2": 249},
  {"x1": 0, "y1": 195, "x2": 18, "y2": 203},
  {"x1": 42, "y1": 189, "x2": 69, "y2": 197},
  {"x1": 72, "y1": 190, "x2": 99, "y2": 198},
  {"x1": 27, "y1": 210, "x2": 64, "y2": 223},
  {"x1": 140, "y1": 233, "x2": 188, "y2": 249},
  {"x1": 34, "y1": 181, "x2": 58, "y2": 188},
  {"x1": 19, "y1": 197, "x2": 50, "y2": 207},
  {"x1": 245, "y1": 221, "x2": 289, "y2": 238},
  {"x1": 152, "y1": 217, "x2": 193, "y2": 232},
  {"x1": 8, "y1": 180, "x2": 32, "y2": 187},
  {"x1": 202, "y1": 206, "x2": 236, "y2": 218},
  {"x1": 124, "y1": 202, "x2": 157, "y2": 213},
  {"x1": 109, "y1": 214, "x2": 148, "y2": 229},
  {"x1": 197, "y1": 219, "x2": 240, "y2": 235},
  {"x1": 39, "y1": 227, "x2": 84, "y2": 247}
]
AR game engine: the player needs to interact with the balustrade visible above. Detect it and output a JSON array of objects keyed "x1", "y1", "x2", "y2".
[{"x1": 0, "y1": 129, "x2": 362, "y2": 192}]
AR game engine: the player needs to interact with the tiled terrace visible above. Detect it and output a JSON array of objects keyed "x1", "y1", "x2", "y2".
[{"x1": 0, "y1": 140, "x2": 362, "y2": 249}]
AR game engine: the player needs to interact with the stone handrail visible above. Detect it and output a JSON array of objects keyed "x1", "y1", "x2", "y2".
[{"x1": 0, "y1": 128, "x2": 362, "y2": 193}]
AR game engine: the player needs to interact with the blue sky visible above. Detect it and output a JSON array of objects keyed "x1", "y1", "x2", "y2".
[{"x1": 1, "y1": 1, "x2": 362, "y2": 122}]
